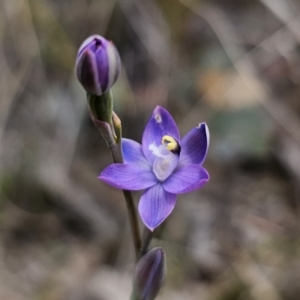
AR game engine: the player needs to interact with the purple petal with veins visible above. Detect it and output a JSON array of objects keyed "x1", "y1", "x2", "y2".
[
  {"x1": 122, "y1": 138, "x2": 150, "y2": 169},
  {"x1": 76, "y1": 49, "x2": 101, "y2": 95},
  {"x1": 142, "y1": 106, "x2": 180, "y2": 163},
  {"x1": 180, "y1": 122, "x2": 209, "y2": 166},
  {"x1": 138, "y1": 184, "x2": 177, "y2": 231},
  {"x1": 99, "y1": 163, "x2": 157, "y2": 190},
  {"x1": 163, "y1": 165, "x2": 209, "y2": 194}
]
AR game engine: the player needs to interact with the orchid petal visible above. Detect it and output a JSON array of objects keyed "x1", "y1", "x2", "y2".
[
  {"x1": 122, "y1": 138, "x2": 150, "y2": 169},
  {"x1": 139, "y1": 184, "x2": 176, "y2": 231},
  {"x1": 180, "y1": 123, "x2": 209, "y2": 166},
  {"x1": 142, "y1": 106, "x2": 180, "y2": 163},
  {"x1": 99, "y1": 164, "x2": 157, "y2": 190},
  {"x1": 76, "y1": 49, "x2": 102, "y2": 95},
  {"x1": 163, "y1": 165, "x2": 209, "y2": 194}
]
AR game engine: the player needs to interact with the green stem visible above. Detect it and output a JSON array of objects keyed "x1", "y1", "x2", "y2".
[
  {"x1": 110, "y1": 141, "x2": 141, "y2": 259},
  {"x1": 140, "y1": 227, "x2": 155, "y2": 258},
  {"x1": 88, "y1": 91, "x2": 141, "y2": 259},
  {"x1": 88, "y1": 91, "x2": 113, "y2": 124}
]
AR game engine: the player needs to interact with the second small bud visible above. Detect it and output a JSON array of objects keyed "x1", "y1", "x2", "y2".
[
  {"x1": 133, "y1": 247, "x2": 166, "y2": 300},
  {"x1": 76, "y1": 35, "x2": 121, "y2": 96}
]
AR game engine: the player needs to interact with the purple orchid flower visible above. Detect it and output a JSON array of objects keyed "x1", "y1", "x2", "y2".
[{"x1": 99, "y1": 106, "x2": 209, "y2": 231}]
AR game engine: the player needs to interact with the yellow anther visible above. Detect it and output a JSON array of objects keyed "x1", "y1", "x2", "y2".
[{"x1": 162, "y1": 135, "x2": 179, "y2": 152}]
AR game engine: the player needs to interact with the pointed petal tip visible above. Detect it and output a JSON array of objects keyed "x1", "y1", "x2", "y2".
[
  {"x1": 153, "y1": 105, "x2": 162, "y2": 110},
  {"x1": 143, "y1": 219, "x2": 163, "y2": 232},
  {"x1": 197, "y1": 122, "x2": 210, "y2": 146},
  {"x1": 201, "y1": 167, "x2": 210, "y2": 180},
  {"x1": 196, "y1": 122, "x2": 208, "y2": 132},
  {"x1": 151, "y1": 106, "x2": 167, "y2": 124},
  {"x1": 146, "y1": 225, "x2": 155, "y2": 232},
  {"x1": 139, "y1": 186, "x2": 177, "y2": 230},
  {"x1": 97, "y1": 173, "x2": 104, "y2": 180},
  {"x1": 152, "y1": 105, "x2": 168, "y2": 115},
  {"x1": 180, "y1": 122, "x2": 209, "y2": 166},
  {"x1": 205, "y1": 169, "x2": 210, "y2": 180}
]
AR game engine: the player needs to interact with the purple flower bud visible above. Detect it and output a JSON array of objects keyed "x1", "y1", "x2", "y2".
[
  {"x1": 133, "y1": 247, "x2": 166, "y2": 300},
  {"x1": 76, "y1": 35, "x2": 121, "y2": 96}
]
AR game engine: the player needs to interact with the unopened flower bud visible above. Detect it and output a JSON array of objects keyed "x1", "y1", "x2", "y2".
[
  {"x1": 76, "y1": 35, "x2": 121, "y2": 96},
  {"x1": 133, "y1": 247, "x2": 166, "y2": 300}
]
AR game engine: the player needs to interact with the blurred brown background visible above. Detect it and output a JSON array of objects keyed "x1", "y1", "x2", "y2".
[{"x1": 1, "y1": 0, "x2": 300, "y2": 299}]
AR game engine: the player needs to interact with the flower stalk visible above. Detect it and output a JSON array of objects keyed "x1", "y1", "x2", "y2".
[
  {"x1": 88, "y1": 91, "x2": 141, "y2": 258},
  {"x1": 140, "y1": 227, "x2": 155, "y2": 258},
  {"x1": 88, "y1": 92, "x2": 113, "y2": 126}
]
